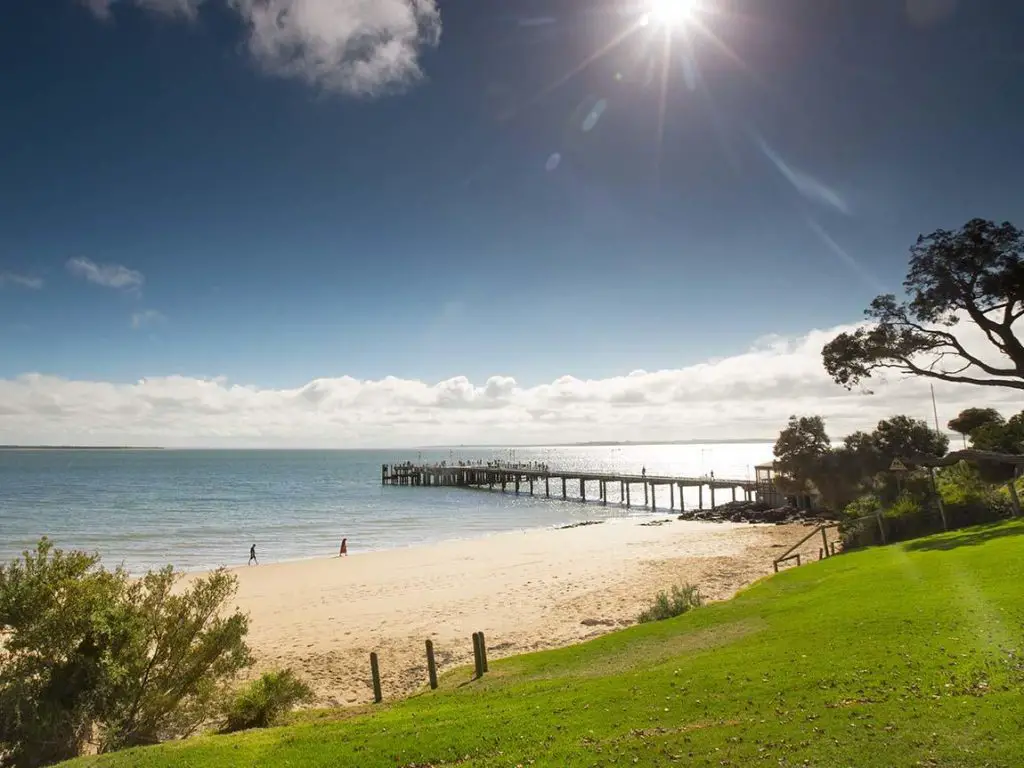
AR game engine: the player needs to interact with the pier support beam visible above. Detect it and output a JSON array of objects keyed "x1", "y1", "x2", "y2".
[
  {"x1": 679, "y1": 483, "x2": 685, "y2": 512},
  {"x1": 669, "y1": 483, "x2": 675, "y2": 511},
  {"x1": 580, "y1": 478, "x2": 586, "y2": 502},
  {"x1": 530, "y1": 477, "x2": 534, "y2": 495},
  {"x1": 710, "y1": 485, "x2": 716, "y2": 510},
  {"x1": 545, "y1": 476, "x2": 550, "y2": 498},
  {"x1": 698, "y1": 485, "x2": 704, "y2": 510},
  {"x1": 562, "y1": 478, "x2": 567, "y2": 500},
  {"x1": 651, "y1": 483, "x2": 656, "y2": 511},
  {"x1": 625, "y1": 483, "x2": 631, "y2": 507},
  {"x1": 644, "y1": 483, "x2": 648, "y2": 506},
  {"x1": 732, "y1": 487, "x2": 737, "y2": 502},
  {"x1": 515, "y1": 476, "x2": 520, "y2": 495}
]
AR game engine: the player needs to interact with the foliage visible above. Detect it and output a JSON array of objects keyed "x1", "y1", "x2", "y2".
[
  {"x1": 822, "y1": 218, "x2": 1024, "y2": 391},
  {"x1": 771, "y1": 414, "x2": 947, "y2": 513},
  {"x1": 884, "y1": 493, "x2": 923, "y2": 519},
  {"x1": 965, "y1": 410, "x2": 1024, "y2": 482},
  {"x1": 935, "y1": 462, "x2": 993, "y2": 507},
  {"x1": 771, "y1": 415, "x2": 831, "y2": 496},
  {"x1": 63, "y1": 521, "x2": 1024, "y2": 768},
  {"x1": 221, "y1": 670, "x2": 313, "y2": 734},
  {"x1": 636, "y1": 584, "x2": 703, "y2": 624},
  {"x1": 947, "y1": 407, "x2": 1005, "y2": 445},
  {"x1": 0, "y1": 539, "x2": 252, "y2": 767}
]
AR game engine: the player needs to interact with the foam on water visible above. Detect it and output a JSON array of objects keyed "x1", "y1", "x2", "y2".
[{"x1": 0, "y1": 444, "x2": 773, "y2": 572}]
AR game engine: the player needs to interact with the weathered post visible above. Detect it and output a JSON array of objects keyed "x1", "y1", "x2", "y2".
[
  {"x1": 876, "y1": 512, "x2": 887, "y2": 545},
  {"x1": 515, "y1": 476, "x2": 520, "y2": 494},
  {"x1": 669, "y1": 483, "x2": 675, "y2": 510},
  {"x1": 644, "y1": 482, "x2": 648, "y2": 506},
  {"x1": 820, "y1": 526, "x2": 829, "y2": 558},
  {"x1": 478, "y1": 631, "x2": 489, "y2": 673},
  {"x1": 698, "y1": 484, "x2": 704, "y2": 510},
  {"x1": 580, "y1": 478, "x2": 586, "y2": 502},
  {"x1": 678, "y1": 483, "x2": 685, "y2": 512},
  {"x1": 732, "y1": 487, "x2": 737, "y2": 502},
  {"x1": 370, "y1": 652, "x2": 383, "y2": 703},
  {"x1": 562, "y1": 477, "x2": 567, "y2": 499},
  {"x1": 625, "y1": 482, "x2": 631, "y2": 507},
  {"x1": 710, "y1": 485, "x2": 716, "y2": 510},
  {"x1": 472, "y1": 632, "x2": 484, "y2": 678},
  {"x1": 545, "y1": 476, "x2": 550, "y2": 497},
  {"x1": 529, "y1": 476, "x2": 534, "y2": 495},
  {"x1": 425, "y1": 640, "x2": 438, "y2": 690},
  {"x1": 650, "y1": 483, "x2": 656, "y2": 511}
]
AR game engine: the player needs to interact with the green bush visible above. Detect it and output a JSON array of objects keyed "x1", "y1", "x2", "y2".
[
  {"x1": 0, "y1": 538, "x2": 252, "y2": 767},
  {"x1": 221, "y1": 670, "x2": 314, "y2": 733},
  {"x1": 637, "y1": 584, "x2": 703, "y2": 624}
]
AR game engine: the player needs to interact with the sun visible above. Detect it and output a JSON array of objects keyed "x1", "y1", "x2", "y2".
[{"x1": 646, "y1": 0, "x2": 696, "y2": 28}]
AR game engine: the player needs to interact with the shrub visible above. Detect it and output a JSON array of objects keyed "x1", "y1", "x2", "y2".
[
  {"x1": 637, "y1": 584, "x2": 703, "y2": 624},
  {"x1": 0, "y1": 538, "x2": 252, "y2": 767},
  {"x1": 221, "y1": 670, "x2": 314, "y2": 733}
]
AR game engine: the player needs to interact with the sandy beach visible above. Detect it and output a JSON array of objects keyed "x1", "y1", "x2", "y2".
[{"x1": 188, "y1": 518, "x2": 834, "y2": 706}]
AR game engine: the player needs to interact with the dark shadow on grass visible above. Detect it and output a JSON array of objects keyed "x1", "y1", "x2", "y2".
[{"x1": 902, "y1": 521, "x2": 1024, "y2": 553}]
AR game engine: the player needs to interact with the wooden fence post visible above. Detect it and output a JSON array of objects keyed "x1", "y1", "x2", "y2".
[
  {"x1": 472, "y1": 632, "x2": 483, "y2": 678},
  {"x1": 820, "y1": 526, "x2": 829, "y2": 558},
  {"x1": 370, "y1": 652, "x2": 382, "y2": 704},
  {"x1": 478, "y1": 631, "x2": 489, "y2": 673},
  {"x1": 425, "y1": 639, "x2": 438, "y2": 690}
]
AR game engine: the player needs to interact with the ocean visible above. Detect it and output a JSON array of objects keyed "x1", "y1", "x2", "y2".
[{"x1": 0, "y1": 443, "x2": 774, "y2": 573}]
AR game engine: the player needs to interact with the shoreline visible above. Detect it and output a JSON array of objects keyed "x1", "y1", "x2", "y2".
[{"x1": 184, "y1": 517, "x2": 836, "y2": 707}]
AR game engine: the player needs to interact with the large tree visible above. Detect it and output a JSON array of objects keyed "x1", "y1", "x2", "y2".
[
  {"x1": 947, "y1": 407, "x2": 1005, "y2": 448},
  {"x1": 822, "y1": 218, "x2": 1024, "y2": 391}
]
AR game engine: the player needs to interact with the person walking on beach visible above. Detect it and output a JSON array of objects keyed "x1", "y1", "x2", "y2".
[
  {"x1": 339, "y1": 538, "x2": 348, "y2": 557},
  {"x1": 248, "y1": 544, "x2": 258, "y2": 566}
]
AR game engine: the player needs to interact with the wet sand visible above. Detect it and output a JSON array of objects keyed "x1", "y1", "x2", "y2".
[{"x1": 188, "y1": 518, "x2": 833, "y2": 706}]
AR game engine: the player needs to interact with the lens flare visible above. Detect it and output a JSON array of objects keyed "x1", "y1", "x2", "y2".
[{"x1": 646, "y1": 0, "x2": 695, "y2": 28}]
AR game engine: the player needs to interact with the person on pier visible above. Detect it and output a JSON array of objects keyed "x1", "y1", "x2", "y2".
[{"x1": 642, "y1": 466, "x2": 647, "y2": 478}]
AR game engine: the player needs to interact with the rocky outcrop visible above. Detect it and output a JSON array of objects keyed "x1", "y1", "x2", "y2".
[{"x1": 677, "y1": 500, "x2": 829, "y2": 525}]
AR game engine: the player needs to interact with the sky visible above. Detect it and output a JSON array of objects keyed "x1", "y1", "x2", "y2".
[{"x1": 1, "y1": 0, "x2": 1023, "y2": 447}]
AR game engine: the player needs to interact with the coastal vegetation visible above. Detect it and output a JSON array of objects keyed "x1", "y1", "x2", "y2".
[
  {"x1": 0, "y1": 539, "x2": 303, "y2": 767},
  {"x1": 636, "y1": 583, "x2": 703, "y2": 623},
  {"x1": 771, "y1": 406, "x2": 1022, "y2": 548},
  {"x1": 53, "y1": 520, "x2": 1024, "y2": 767}
]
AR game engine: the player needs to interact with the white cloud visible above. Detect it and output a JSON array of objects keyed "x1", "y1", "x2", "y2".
[
  {"x1": 230, "y1": 0, "x2": 442, "y2": 95},
  {"x1": 0, "y1": 272, "x2": 44, "y2": 290},
  {"x1": 81, "y1": 0, "x2": 443, "y2": 96},
  {"x1": 67, "y1": 257, "x2": 144, "y2": 292},
  {"x1": 131, "y1": 309, "x2": 168, "y2": 329},
  {"x1": 2, "y1": 319, "x2": 1020, "y2": 448}
]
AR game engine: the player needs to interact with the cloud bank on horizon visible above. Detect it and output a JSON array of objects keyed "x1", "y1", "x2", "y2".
[
  {"x1": 81, "y1": 0, "x2": 442, "y2": 95},
  {"x1": 2, "y1": 319, "x2": 1019, "y2": 448}
]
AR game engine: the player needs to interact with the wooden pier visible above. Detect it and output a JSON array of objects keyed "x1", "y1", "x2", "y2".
[{"x1": 382, "y1": 461, "x2": 777, "y2": 512}]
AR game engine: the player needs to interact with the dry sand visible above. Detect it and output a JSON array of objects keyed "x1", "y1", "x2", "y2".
[{"x1": 186, "y1": 518, "x2": 835, "y2": 706}]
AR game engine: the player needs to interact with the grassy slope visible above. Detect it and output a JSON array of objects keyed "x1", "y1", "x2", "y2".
[{"x1": 70, "y1": 522, "x2": 1024, "y2": 768}]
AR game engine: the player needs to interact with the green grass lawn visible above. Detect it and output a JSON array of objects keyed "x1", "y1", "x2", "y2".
[{"x1": 67, "y1": 522, "x2": 1024, "y2": 767}]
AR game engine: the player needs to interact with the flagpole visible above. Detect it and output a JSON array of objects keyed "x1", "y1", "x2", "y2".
[{"x1": 930, "y1": 383, "x2": 941, "y2": 434}]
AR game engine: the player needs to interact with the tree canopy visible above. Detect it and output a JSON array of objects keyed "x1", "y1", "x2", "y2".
[
  {"x1": 772, "y1": 414, "x2": 948, "y2": 512},
  {"x1": 947, "y1": 407, "x2": 1005, "y2": 445},
  {"x1": 822, "y1": 218, "x2": 1024, "y2": 391}
]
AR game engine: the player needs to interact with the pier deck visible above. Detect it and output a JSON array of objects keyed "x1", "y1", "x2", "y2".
[{"x1": 382, "y1": 462, "x2": 779, "y2": 512}]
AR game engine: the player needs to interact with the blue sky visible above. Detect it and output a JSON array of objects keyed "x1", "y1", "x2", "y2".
[{"x1": 1, "y1": 0, "x2": 1023, "y2": 446}]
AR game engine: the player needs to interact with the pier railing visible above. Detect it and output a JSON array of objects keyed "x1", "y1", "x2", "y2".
[{"x1": 382, "y1": 461, "x2": 785, "y2": 513}]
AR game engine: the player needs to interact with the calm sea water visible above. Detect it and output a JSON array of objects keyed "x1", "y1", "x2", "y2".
[{"x1": 0, "y1": 444, "x2": 773, "y2": 573}]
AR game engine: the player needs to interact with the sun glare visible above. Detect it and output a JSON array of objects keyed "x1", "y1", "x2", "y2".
[{"x1": 647, "y1": 0, "x2": 695, "y2": 28}]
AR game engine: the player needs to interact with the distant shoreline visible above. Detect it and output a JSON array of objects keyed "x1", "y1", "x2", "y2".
[{"x1": 0, "y1": 446, "x2": 165, "y2": 451}]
